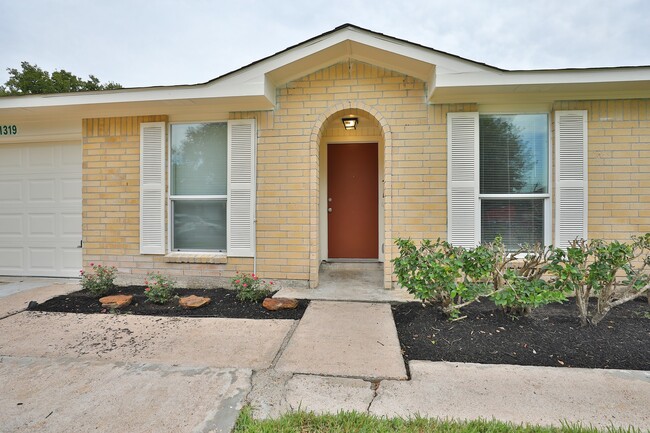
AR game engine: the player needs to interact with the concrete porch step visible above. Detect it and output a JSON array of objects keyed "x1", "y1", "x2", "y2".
[{"x1": 274, "y1": 261, "x2": 416, "y2": 302}]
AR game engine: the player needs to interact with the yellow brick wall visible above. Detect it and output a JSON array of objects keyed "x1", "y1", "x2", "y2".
[
  {"x1": 80, "y1": 68, "x2": 650, "y2": 289},
  {"x1": 553, "y1": 100, "x2": 650, "y2": 242},
  {"x1": 263, "y1": 61, "x2": 478, "y2": 287},
  {"x1": 81, "y1": 115, "x2": 254, "y2": 288}
]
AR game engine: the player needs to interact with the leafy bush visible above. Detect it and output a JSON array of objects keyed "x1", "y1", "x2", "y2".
[
  {"x1": 231, "y1": 272, "x2": 273, "y2": 302},
  {"x1": 547, "y1": 234, "x2": 650, "y2": 326},
  {"x1": 393, "y1": 238, "x2": 569, "y2": 318},
  {"x1": 144, "y1": 273, "x2": 176, "y2": 304},
  {"x1": 80, "y1": 262, "x2": 117, "y2": 297}
]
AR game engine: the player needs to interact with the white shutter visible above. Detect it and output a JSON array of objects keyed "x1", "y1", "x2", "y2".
[
  {"x1": 139, "y1": 122, "x2": 166, "y2": 254},
  {"x1": 227, "y1": 119, "x2": 256, "y2": 257},
  {"x1": 555, "y1": 110, "x2": 588, "y2": 247},
  {"x1": 447, "y1": 112, "x2": 480, "y2": 248}
]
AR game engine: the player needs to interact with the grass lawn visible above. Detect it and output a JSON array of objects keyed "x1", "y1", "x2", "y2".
[{"x1": 233, "y1": 407, "x2": 642, "y2": 433}]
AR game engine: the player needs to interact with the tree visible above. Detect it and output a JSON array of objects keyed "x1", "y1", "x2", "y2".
[{"x1": 0, "y1": 61, "x2": 122, "y2": 96}]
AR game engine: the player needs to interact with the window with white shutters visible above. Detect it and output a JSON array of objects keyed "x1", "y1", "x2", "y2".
[
  {"x1": 448, "y1": 111, "x2": 585, "y2": 249},
  {"x1": 139, "y1": 119, "x2": 256, "y2": 257}
]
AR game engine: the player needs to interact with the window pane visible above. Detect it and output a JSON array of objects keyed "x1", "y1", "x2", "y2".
[
  {"x1": 480, "y1": 114, "x2": 548, "y2": 194},
  {"x1": 481, "y1": 199, "x2": 545, "y2": 250},
  {"x1": 171, "y1": 123, "x2": 227, "y2": 195},
  {"x1": 173, "y1": 200, "x2": 226, "y2": 251}
]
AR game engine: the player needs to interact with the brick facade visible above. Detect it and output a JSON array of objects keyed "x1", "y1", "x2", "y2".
[
  {"x1": 81, "y1": 63, "x2": 650, "y2": 289},
  {"x1": 553, "y1": 100, "x2": 650, "y2": 241}
]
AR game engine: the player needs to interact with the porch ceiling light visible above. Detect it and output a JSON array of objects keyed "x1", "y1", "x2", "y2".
[{"x1": 342, "y1": 117, "x2": 358, "y2": 130}]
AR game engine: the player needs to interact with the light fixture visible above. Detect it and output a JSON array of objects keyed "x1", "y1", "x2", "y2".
[{"x1": 342, "y1": 117, "x2": 358, "y2": 130}]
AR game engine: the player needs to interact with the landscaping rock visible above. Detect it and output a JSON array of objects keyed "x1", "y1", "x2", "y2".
[
  {"x1": 179, "y1": 295, "x2": 211, "y2": 309},
  {"x1": 263, "y1": 297, "x2": 299, "y2": 311},
  {"x1": 99, "y1": 294, "x2": 133, "y2": 309}
]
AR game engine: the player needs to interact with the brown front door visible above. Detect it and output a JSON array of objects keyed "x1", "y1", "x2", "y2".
[{"x1": 327, "y1": 143, "x2": 378, "y2": 259}]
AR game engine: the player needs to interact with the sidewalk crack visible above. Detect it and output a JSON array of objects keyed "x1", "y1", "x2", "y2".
[{"x1": 366, "y1": 380, "x2": 380, "y2": 413}]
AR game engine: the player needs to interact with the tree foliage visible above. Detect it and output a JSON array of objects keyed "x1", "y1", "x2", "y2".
[{"x1": 0, "y1": 61, "x2": 122, "y2": 96}]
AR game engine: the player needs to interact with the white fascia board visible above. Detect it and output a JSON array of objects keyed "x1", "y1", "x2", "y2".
[
  {"x1": 436, "y1": 67, "x2": 650, "y2": 88},
  {"x1": 0, "y1": 72, "x2": 271, "y2": 110}
]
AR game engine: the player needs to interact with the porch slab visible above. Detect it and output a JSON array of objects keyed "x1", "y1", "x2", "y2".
[
  {"x1": 0, "y1": 311, "x2": 293, "y2": 370},
  {"x1": 0, "y1": 356, "x2": 250, "y2": 433},
  {"x1": 275, "y1": 262, "x2": 415, "y2": 302},
  {"x1": 275, "y1": 301, "x2": 407, "y2": 380},
  {"x1": 370, "y1": 361, "x2": 650, "y2": 430}
]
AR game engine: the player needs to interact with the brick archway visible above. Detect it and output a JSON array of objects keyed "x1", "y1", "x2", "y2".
[{"x1": 308, "y1": 101, "x2": 393, "y2": 288}]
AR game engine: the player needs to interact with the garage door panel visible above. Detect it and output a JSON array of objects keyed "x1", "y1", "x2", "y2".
[
  {"x1": 61, "y1": 213, "x2": 82, "y2": 236},
  {"x1": 0, "y1": 181, "x2": 23, "y2": 202},
  {"x1": 61, "y1": 178, "x2": 82, "y2": 201},
  {"x1": 0, "y1": 141, "x2": 81, "y2": 277},
  {"x1": 0, "y1": 146, "x2": 22, "y2": 169},
  {"x1": 28, "y1": 179, "x2": 56, "y2": 202},
  {"x1": 0, "y1": 215, "x2": 23, "y2": 236},
  {"x1": 0, "y1": 248, "x2": 25, "y2": 271},
  {"x1": 27, "y1": 248, "x2": 57, "y2": 271},
  {"x1": 61, "y1": 248, "x2": 82, "y2": 273},
  {"x1": 28, "y1": 214, "x2": 56, "y2": 236},
  {"x1": 28, "y1": 145, "x2": 55, "y2": 168}
]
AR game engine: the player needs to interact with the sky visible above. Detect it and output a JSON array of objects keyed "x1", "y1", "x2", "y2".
[{"x1": 2, "y1": 0, "x2": 650, "y2": 89}]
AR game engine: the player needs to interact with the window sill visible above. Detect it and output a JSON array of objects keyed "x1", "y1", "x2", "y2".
[{"x1": 163, "y1": 252, "x2": 227, "y2": 264}]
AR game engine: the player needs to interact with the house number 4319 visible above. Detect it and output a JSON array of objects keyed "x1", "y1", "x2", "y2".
[{"x1": 0, "y1": 125, "x2": 18, "y2": 135}]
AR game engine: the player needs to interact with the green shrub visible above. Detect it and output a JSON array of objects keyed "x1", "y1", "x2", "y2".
[
  {"x1": 547, "y1": 234, "x2": 650, "y2": 326},
  {"x1": 393, "y1": 237, "x2": 569, "y2": 318},
  {"x1": 144, "y1": 273, "x2": 176, "y2": 304},
  {"x1": 231, "y1": 272, "x2": 273, "y2": 302},
  {"x1": 80, "y1": 263, "x2": 117, "y2": 297}
]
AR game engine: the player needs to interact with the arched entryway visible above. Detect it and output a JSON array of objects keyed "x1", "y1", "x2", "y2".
[{"x1": 308, "y1": 102, "x2": 393, "y2": 288}]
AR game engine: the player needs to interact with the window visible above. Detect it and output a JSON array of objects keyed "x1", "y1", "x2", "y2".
[
  {"x1": 479, "y1": 114, "x2": 549, "y2": 250},
  {"x1": 170, "y1": 122, "x2": 227, "y2": 251},
  {"x1": 448, "y1": 111, "x2": 586, "y2": 250}
]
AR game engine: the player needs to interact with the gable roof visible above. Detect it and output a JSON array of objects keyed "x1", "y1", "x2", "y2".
[{"x1": 2, "y1": 23, "x2": 650, "y2": 120}]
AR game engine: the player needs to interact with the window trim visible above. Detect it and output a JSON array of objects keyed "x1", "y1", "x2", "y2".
[
  {"x1": 477, "y1": 112, "x2": 553, "y2": 248},
  {"x1": 167, "y1": 120, "x2": 229, "y2": 253}
]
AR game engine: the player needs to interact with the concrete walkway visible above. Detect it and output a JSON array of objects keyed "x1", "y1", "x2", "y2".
[
  {"x1": 1, "y1": 281, "x2": 649, "y2": 432},
  {"x1": 275, "y1": 301, "x2": 407, "y2": 380}
]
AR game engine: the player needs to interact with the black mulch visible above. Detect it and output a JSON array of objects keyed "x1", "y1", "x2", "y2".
[
  {"x1": 392, "y1": 297, "x2": 650, "y2": 371},
  {"x1": 30, "y1": 286, "x2": 308, "y2": 320},
  {"x1": 29, "y1": 285, "x2": 650, "y2": 370}
]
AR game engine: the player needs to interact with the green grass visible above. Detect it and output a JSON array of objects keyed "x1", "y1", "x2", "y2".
[{"x1": 234, "y1": 406, "x2": 643, "y2": 433}]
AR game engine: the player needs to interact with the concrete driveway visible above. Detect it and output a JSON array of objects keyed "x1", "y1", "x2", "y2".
[{"x1": 0, "y1": 282, "x2": 296, "y2": 433}]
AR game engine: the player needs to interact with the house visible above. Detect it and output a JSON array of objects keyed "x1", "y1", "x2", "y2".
[{"x1": 1, "y1": 24, "x2": 649, "y2": 289}]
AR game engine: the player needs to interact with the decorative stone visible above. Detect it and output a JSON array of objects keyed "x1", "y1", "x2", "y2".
[
  {"x1": 99, "y1": 294, "x2": 133, "y2": 309},
  {"x1": 179, "y1": 295, "x2": 211, "y2": 309},
  {"x1": 262, "y1": 297, "x2": 299, "y2": 311}
]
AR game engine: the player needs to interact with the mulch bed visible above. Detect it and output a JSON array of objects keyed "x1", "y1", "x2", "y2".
[
  {"x1": 30, "y1": 286, "x2": 308, "y2": 320},
  {"x1": 29, "y1": 286, "x2": 649, "y2": 370},
  {"x1": 392, "y1": 297, "x2": 650, "y2": 371}
]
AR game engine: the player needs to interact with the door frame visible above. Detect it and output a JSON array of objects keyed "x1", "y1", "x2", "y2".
[{"x1": 320, "y1": 139, "x2": 384, "y2": 262}]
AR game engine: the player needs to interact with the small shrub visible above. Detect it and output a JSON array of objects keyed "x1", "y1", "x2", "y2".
[
  {"x1": 231, "y1": 272, "x2": 273, "y2": 302},
  {"x1": 80, "y1": 262, "x2": 117, "y2": 297},
  {"x1": 393, "y1": 237, "x2": 568, "y2": 318},
  {"x1": 144, "y1": 273, "x2": 176, "y2": 304},
  {"x1": 548, "y1": 234, "x2": 650, "y2": 326}
]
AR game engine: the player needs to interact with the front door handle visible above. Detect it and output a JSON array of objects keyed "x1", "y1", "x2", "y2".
[{"x1": 328, "y1": 208, "x2": 333, "y2": 213}]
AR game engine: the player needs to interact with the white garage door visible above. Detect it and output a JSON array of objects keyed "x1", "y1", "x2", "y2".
[{"x1": 0, "y1": 141, "x2": 82, "y2": 277}]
